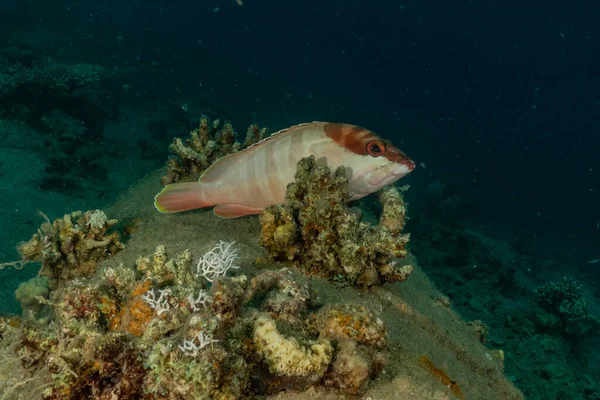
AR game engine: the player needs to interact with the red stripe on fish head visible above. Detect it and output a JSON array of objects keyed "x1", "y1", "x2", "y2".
[
  {"x1": 323, "y1": 122, "x2": 415, "y2": 170},
  {"x1": 384, "y1": 140, "x2": 416, "y2": 171}
]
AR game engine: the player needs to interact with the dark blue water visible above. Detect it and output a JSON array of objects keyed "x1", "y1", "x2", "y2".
[
  {"x1": 18, "y1": 0, "x2": 597, "y2": 256},
  {"x1": 1, "y1": 0, "x2": 598, "y2": 398}
]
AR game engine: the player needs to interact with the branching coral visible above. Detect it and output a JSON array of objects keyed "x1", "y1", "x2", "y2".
[
  {"x1": 16, "y1": 210, "x2": 123, "y2": 288},
  {"x1": 534, "y1": 278, "x2": 598, "y2": 337},
  {"x1": 161, "y1": 116, "x2": 268, "y2": 184},
  {"x1": 534, "y1": 278, "x2": 586, "y2": 315},
  {"x1": 259, "y1": 155, "x2": 413, "y2": 287}
]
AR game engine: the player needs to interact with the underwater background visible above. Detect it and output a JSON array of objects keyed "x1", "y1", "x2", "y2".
[{"x1": 0, "y1": 0, "x2": 598, "y2": 399}]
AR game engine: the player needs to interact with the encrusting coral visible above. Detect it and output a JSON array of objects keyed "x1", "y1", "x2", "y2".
[
  {"x1": 15, "y1": 210, "x2": 123, "y2": 288},
  {"x1": 259, "y1": 155, "x2": 413, "y2": 287},
  {"x1": 161, "y1": 116, "x2": 268, "y2": 184}
]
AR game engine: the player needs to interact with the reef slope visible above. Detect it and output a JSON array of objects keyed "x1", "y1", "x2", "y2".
[{"x1": 0, "y1": 169, "x2": 522, "y2": 400}]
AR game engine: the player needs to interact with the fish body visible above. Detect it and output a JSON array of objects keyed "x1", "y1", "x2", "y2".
[{"x1": 154, "y1": 121, "x2": 415, "y2": 218}]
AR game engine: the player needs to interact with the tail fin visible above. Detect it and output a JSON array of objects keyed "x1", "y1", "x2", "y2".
[{"x1": 154, "y1": 182, "x2": 209, "y2": 213}]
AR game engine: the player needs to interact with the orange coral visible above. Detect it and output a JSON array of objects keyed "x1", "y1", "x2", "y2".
[
  {"x1": 98, "y1": 295, "x2": 118, "y2": 325},
  {"x1": 110, "y1": 280, "x2": 156, "y2": 336}
]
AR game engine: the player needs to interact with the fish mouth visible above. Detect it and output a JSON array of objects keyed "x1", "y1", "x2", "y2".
[
  {"x1": 366, "y1": 160, "x2": 414, "y2": 186},
  {"x1": 387, "y1": 159, "x2": 415, "y2": 178}
]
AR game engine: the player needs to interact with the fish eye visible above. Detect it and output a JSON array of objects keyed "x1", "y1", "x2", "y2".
[{"x1": 367, "y1": 140, "x2": 385, "y2": 157}]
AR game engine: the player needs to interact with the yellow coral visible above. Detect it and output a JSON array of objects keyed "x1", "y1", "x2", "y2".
[{"x1": 253, "y1": 314, "x2": 332, "y2": 378}]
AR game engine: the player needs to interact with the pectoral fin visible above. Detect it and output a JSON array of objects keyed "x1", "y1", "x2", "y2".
[{"x1": 213, "y1": 204, "x2": 265, "y2": 219}]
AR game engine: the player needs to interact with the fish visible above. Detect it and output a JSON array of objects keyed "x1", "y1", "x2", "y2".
[{"x1": 154, "y1": 121, "x2": 415, "y2": 218}]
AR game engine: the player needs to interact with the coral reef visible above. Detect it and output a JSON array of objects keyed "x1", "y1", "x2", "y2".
[
  {"x1": 2, "y1": 240, "x2": 389, "y2": 399},
  {"x1": 16, "y1": 210, "x2": 123, "y2": 288},
  {"x1": 161, "y1": 116, "x2": 268, "y2": 184},
  {"x1": 259, "y1": 155, "x2": 413, "y2": 287},
  {"x1": 534, "y1": 278, "x2": 598, "y2": 337}
]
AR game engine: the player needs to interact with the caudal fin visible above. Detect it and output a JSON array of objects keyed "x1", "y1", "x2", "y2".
[{"x1": 154, "y1": 182, "x2": 209, "y2": 213}]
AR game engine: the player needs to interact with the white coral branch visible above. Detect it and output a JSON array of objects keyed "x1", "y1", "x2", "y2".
[
  {"x1": 178, "y1": 331, "x2": 218, "y2": 357},
  {"x1": 187, "y1": 290, "x2": 211, "y2": 311},
  {"x1": 196, "y1": 240, "x2": 240, "y2": 283},
  {"x1": 141, "y1": 288, "x2": 171, "y2": 315}
]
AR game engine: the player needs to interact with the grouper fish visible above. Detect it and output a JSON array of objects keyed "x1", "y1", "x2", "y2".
[{"x1": 154, "y1": 121, "x2": 415, "y2": 218}]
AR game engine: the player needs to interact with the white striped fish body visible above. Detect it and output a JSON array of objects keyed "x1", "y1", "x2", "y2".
[
  {"x1": 198, "y1": 122, "x2": 351, "y2": 210},
  {"x1": 154, "y1": 121, "x2": 415, "y2": 218}
]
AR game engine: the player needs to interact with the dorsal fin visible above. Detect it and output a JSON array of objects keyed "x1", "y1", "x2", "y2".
[
  {"x1": 198, "y1": 121, "x2": 323, "y2": 184},
  {"x1": 243, "y1": 121, "x2": 322, "y2": 151}
]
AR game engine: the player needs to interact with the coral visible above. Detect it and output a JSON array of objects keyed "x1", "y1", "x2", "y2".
[
  {"x1": 5, "y1": 242, "x2": 392, "y2": 399},
  {"x1": 323, "y1": 339, "x2": 382, "y2": 395},
  {"x1": 135, "y1": 244, "x2": 196, "y2": 287},
  {"x1": 534, "y1": 277, "x2": 586, "y2": 315},
  {"x1": 102, "y1": 262, "x2": 136, "y2": 299},
  {"x1": 178, "y1": 331, "x2": 218, "y2": 356},
  {"x1": 143, "y1": 340, "x2": 248, "y2": 399},
  {"x1": 15, "y1": 276, "x2": 50, "y2": 316},
  {"x1": 141, "y1": 288, "x2": 172, "y2": 315},
  {"x1": 243, "y1": 268, "x2": 311, "y2": 326},
  {"x1": 253, "y1": 313, "x2": 333, "y2": 392},
  {"x1": 208, "y1": 275, "x2": 248, "y2": 329},
  {"x1": 310, "y1": 304, "x2": 387, "y2": 348},
  {"x1": 161, "y1": 116, "x2": 268, "y2": 184},
  {"x1": 259, "y1": 155, "x2": 413, "y2": 287},
  {"x1": 109, "y1": 279, "x2": 156, "y2": 336},
  {"x1": 310, "y1": 304, "x2": 390, "y2": 395},
  {"x1": 195, "y1": 240, "x2": 240, "y2": 282},
  {"x1": 16, "y1": 210, "x2": 124, "y2": 288},
  {"x1": 534, "y1": 277, "x2": 598, "y2": 337}
]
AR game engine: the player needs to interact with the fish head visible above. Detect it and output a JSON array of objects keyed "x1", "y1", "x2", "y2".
[
  {"x1": 349, "y1": 138, "x2": 415, "y2": 197},
  {"x1": 323, "y1": 122, "x2": 415, "y2": 199}
]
